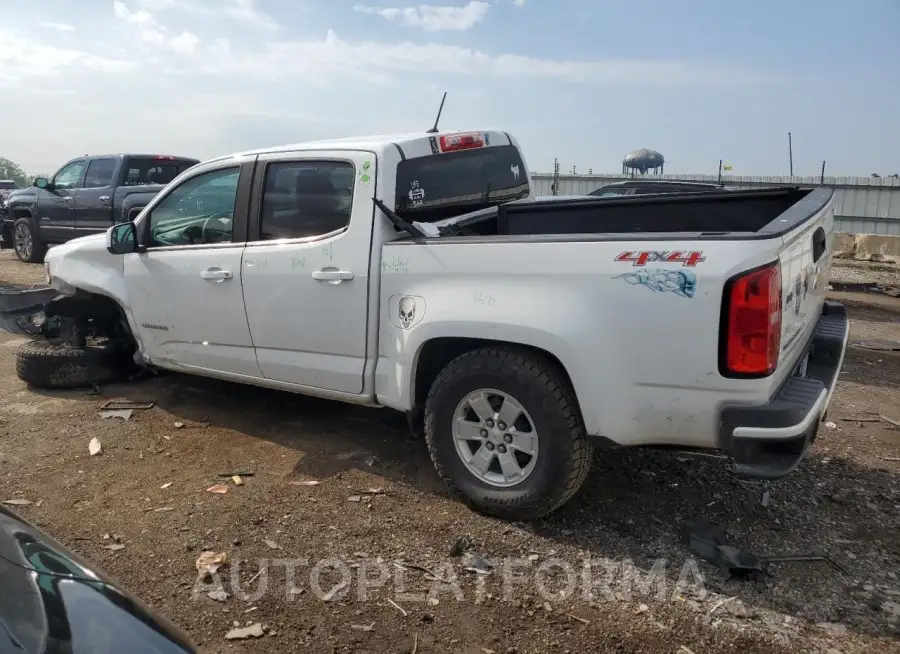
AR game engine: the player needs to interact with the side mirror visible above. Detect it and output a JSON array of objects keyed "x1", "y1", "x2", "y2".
[
  {"x1": 106, "y1": 222, "x2": 137, "y2": 255},
  {"x1": 33, "y1": 177, "x2": 49, "y2": 189}
]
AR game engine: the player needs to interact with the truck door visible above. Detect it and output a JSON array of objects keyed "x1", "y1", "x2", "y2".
[
  {"x1": 123, "y1": 159, "x2": 261, "y2": 377},
  {"x1": 73, "y1": 157, "x2": 118, "y2": 235},
  {"x1": 240, "y1": 151, "x2": 373, "y2": 395},
  {"x1": 39, "y1": 159, "x2": 86, "y2": 241}
]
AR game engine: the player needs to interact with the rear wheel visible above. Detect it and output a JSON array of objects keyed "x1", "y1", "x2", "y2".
[
  {"x1": 13, "y1": 218, "x2": 46, "y2": 263},
  {"x1": 424, "y1": 346, "x2": 593, "y2": 520},
  {"x1": 16, "y1": 339, "x2": 120, "y2": 389}
]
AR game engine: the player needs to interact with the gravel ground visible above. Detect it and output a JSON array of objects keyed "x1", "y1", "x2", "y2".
[
  {"x1": 830, "y1": 262, "x2": 900, "y2": 290},
  {"x1": 1, "y1": 251, "x2": 899, "y2": 653}
]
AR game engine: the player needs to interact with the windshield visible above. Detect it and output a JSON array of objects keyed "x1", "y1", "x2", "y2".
[{"x1": 394, "y1": 145, "x2": 530, "y2": 223}]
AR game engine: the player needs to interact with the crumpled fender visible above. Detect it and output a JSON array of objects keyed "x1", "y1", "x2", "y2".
[{"x1": 44, "y1": 233, "x2": 144, "y2": 351}]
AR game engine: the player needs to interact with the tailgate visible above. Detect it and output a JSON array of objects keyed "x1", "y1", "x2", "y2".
[{"x1": 777, "y1": 194, "x2": 835, "y2": 367}]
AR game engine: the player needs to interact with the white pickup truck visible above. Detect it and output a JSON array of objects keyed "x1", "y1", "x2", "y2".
[{"x1": 15, "y1": 129, "x2": 849, "y2": 520}]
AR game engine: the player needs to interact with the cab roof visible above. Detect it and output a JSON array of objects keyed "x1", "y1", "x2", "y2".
[{"x1": 217, "y1": 129, "x2": 512, "y2": 161}]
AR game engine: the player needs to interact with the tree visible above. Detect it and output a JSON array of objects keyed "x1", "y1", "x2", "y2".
[{"x1": 0, "y1": 158, "x2": 28, "y2": 187}]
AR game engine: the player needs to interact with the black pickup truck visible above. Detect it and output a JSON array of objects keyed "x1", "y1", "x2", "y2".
[{"x1": 1, "y1": 153, "x2": 199, "y2": 263}]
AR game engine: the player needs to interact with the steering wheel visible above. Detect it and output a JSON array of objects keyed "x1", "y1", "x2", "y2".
[{"x1": 201, "y1": 212, "x2": 234, "y2": 243}]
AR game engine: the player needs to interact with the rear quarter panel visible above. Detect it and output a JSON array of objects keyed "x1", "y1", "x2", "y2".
[{"x1": 376, "y1": 236, "x2": 785, "y2": 448}]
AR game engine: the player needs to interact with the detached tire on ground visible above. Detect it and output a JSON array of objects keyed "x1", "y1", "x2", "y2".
[
  {"x1": 424, "y1": 346, "x2": 593, "y2": 521},
  {"x1": 16, "y1": 340, "x2": 119, "y2": 390}
]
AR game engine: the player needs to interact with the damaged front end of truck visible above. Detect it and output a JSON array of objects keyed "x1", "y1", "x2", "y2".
[{"x1": 1, "y1": 279, "x2": 140, "y2": 389}]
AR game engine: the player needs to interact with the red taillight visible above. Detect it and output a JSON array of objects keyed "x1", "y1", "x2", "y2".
[
  {"x1": 153, "y1": 155, "x2": 176, "y2": 160},
  {"x1": 723, "y1": 262, "x2": 781, "y2": 376},
  {"x1": 439, "y1": 132, "x2": 485, "y2": 152}
]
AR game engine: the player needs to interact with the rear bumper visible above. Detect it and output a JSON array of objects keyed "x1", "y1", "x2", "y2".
[{"x1": 719, "y1": 301, "x2": 849, "y2": 479}]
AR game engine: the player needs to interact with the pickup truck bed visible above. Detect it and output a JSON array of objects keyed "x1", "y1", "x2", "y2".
[
  {"x1": 431, "y1": 187, "x2": 819, "y2": 237},
  {"x1": 381, "y1": 185, "x2": 844, "y2": 481}
]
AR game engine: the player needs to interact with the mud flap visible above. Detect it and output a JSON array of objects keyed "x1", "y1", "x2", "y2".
[{"x1": 0, "y1": 284, "x2": 59, "y2": 337}]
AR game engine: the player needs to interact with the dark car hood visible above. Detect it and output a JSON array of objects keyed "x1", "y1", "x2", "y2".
[
  {"x1": 3, "y1": 188, "x2": 31, "y2": 200},
  {"x1": 0, "y1": 505, "x2": 119, "y2": 579},
  {"x1": 0, "y1": 506, "x2": 195, "y2": 653}
]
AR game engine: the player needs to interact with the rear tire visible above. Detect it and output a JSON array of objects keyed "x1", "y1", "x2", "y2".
[
  {"x1": 13, "y1": 217, "x2": 46, "y2": 264},
  {"x1": 424, "y1": 346, "x2": 593, "y2": 521},
  {"x1": 16, "y1": 339, "x2": 120, "y2": 389}
]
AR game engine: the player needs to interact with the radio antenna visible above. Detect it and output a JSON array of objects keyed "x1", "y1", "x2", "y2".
[{"x1": 426, "y1": 92, "x2": 447, "y2": 134}]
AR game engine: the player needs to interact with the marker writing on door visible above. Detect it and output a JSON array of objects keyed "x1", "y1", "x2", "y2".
[{"x1": 382, "y1": 256, "x2": 409, "y2": 274}]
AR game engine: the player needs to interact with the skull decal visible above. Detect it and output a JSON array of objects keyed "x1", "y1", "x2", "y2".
[{"x1": 398, "y1": 296, "x2": 416, "y2": 329}]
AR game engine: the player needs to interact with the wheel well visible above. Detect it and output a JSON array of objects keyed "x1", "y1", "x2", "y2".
[
  {"x1": 127, "y1": 207, "x2": 143, "y2": 221},
  {"x1": 44, "y1": 291, "x2": 136, "y2": 351},
  {"x1": 412, "y1": 337, "x2": 577, "y2": 411},
  {"x1": 12, "y1": 210, "x2": 32, "y2": 220}
]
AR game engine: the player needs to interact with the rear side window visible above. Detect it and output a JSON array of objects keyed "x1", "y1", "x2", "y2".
[
  {"x1": 83, "y1": 158, "x2": 118, "y2": 188},
  {"x1": 259, "y1": 160, "x2": 354, "y2": 240},
  {"x1": 123, "y1": 158, "x2": 197, "y2": 186},
  {"x1": 394, "y1": 145, "x2": 530, "y2": 223}
]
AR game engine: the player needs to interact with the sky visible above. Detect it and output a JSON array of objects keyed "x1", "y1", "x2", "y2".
[{"x1": 0, "y1": 0, "x2": 898, "y2": 177}]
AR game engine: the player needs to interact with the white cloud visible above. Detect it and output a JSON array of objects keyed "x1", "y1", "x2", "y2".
[
  {"x1": 512, "y1": 0, "x2": 526, "y2": 5},
  {"x1": 353, "y1": 1, "x2": 490, "y2": 31},
  {"x1": 0, "y1": 4, "x2": 791, "y2": 173},
  {"x1": 132, "y1": 0, "x2": 277, "y2": 30},
  {"x1": 40, "y1": 22, "x2": 76, "y2": 32},
  {"x1": 222, "y1": 0, "x2": 278, "y2": 30},
  {"x1": 114, "y1": 1, "x2": 200, "y2": 53},
  {"x1": 176, "y1": 28, "x2": 784, "y2": 88},
  {"x1": 0, "y1": 27, "x2": 135, "y2": 85}
]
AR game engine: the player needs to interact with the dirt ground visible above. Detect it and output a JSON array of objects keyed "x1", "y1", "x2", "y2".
[{"x1": 1, "y1": 250, "x2": 899, "y2": 654}]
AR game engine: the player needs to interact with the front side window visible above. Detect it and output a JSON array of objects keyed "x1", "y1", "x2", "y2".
[
  {"x1": 148, "y1": 167, "x2": 239, "y2": 247},
  {"x1": 83, "y1": 158, "x2": 118, "y2": 189},
  {"x1": 52, "y1": 160, "x2": 86, "y2": 190},
  {"x1": 259, "y1": 160, "x2": 353, "y2": 240}
]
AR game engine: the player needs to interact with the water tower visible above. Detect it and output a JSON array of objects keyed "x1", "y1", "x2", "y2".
[{"x1": 622, "y1": 148, "x2": 665, "y2": 175}]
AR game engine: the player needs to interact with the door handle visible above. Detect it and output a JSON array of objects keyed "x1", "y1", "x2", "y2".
[
  {"x1": 312, "y1": 268, "x2": 354, "y2": 283},
  {"x1": 200, "y1": 268, "x2": 233, "y2": 282},
  {"x1": 98, "y1": 195, "x2": 110, "y2": 202},
  {"x1": 812, "y1": 226, "x2": 827, "y2": 262},
  {"x1": 63, "y1": 196, "x2": 73, "y2": 202}
]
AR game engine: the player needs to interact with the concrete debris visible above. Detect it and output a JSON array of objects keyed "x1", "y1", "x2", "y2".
[{"x1": 224, "y1": 623, "x2": 264, "y2": 640}]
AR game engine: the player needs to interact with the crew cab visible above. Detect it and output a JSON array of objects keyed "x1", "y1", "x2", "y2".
[
  {"x1": 1, "y1": 153, "x2": 198, "y2": 263},
  {"x1": 17, "y1": 130, "x2": 848, "y2": 520}
]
